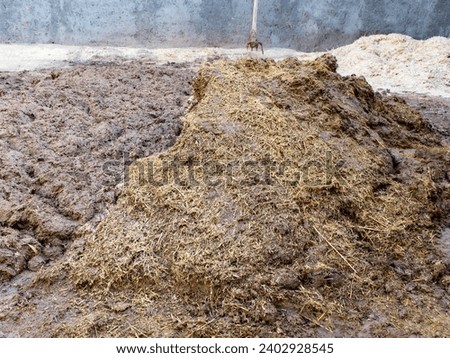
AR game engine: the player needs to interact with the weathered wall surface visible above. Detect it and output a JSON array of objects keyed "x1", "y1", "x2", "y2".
[{"x1": 0, "y1": 0, "x2": 449, "y2": 51}]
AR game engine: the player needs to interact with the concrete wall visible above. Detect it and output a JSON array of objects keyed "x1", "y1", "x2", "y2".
[{"x1": 0, "y1": 0, "x2": 449, "y2": 51}]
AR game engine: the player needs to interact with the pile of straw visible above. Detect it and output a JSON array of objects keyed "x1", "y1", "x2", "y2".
[{"x1": 43, "y1": 55, "x2": 449, "y2": 337}]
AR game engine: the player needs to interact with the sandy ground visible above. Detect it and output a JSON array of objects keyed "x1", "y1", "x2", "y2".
[{"x1": 0, "y1": 34, "x2": 449, "y2": 337}]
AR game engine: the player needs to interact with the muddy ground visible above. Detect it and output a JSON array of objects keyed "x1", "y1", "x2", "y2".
[
  {"x1": 0, "y1": 59, "x2": 449, "y2": 337},
  {"x1": 398, "y1": 93, "x2": 450, "y2": 146},
  {"x1": 0, "y1": 60, "x2": 194, "y2": 337},
  {"x1": 0, "y1": 60, "x2": 194, "y2": 279}
]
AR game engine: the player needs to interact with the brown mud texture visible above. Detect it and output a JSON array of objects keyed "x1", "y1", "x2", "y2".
[
  {"x1": 0, "y1": 61, "x2": 193, "y2": 280},
  {"x1": 0, "y1": 56, "x2": 449, "y2": 337}
]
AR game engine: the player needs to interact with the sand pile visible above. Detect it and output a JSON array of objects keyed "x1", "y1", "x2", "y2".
[
  {"x1": 40, "y1": 55, "x2": 449, "y2": 337},
  {"x1": 333, "y1": 34, "x2": 450, "y2": 98}
]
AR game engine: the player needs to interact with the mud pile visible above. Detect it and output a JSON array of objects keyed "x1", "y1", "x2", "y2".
[
  {"x1": 0, "y1": 61, "x2": 193, "y2": 282},
  {"x1": 35, "y1": 55, "x2": 449, "y2": 337}
]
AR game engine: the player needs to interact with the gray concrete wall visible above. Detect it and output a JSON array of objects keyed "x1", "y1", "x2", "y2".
[{"x1": 0, "y1": 0, "x2": 449, "y2": 51}]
